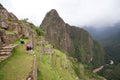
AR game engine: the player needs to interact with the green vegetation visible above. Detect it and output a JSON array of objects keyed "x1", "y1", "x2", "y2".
[
  {"x1": 29, "y1": 22, "x2": 37, "y2": 30},
  {"x1": 0, "y1": 37, "x2": 104, "y2": 80},
  {"x1": 35, "y1": 28, "x2": 44, "y2": 36},
  {"x1": 0, "y1": 15, "x2": 3, "y2": 19},
  {"x1": 85, "y1": 26, "x2": 120, "y2": 80},
  {"x1": 19, "y1": 19, "x2": 28, "y2": 24},
  {"x1": 33, "y1": 41, "x2": 104, "y2": 80},
  {"x1": 0, "y1": 40, "x2": 33, "y2": 80},
  {"x1": 98, "y1": 63, "x2": 120, "y2": 80},
  {"x1": 29, "y1": 22, "x2": 44, "y2": 36},
  {"x1": 34, "y1": 43, "x2": 77, "y2": 80},
  {"x1": 5, "y1": 30, "x2": 15, "y2": 34}
]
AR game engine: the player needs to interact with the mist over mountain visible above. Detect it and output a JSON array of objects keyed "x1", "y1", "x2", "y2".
[
  {"x1": 84, "y1": 23, "x2": 120, "y2": 62},
  {"x1": 84, "y1": 24, "x2": 120, "y2": 41},
  {"x1": 84, "y1": 23, "x2": 120, "y2": 80}
]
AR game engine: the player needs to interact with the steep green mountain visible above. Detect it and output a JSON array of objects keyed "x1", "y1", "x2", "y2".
[
  {"x1": 84, "y1": 24, "x2": 120, "y2": 80},
  {"x1": 84, "y1": 25, "x2": 120, "y2": 64},
  {"x1": 40, "y1": 9, "x2": 105, "y2": 69},
  {"x1": 0, "y1": 4, "x2": 105, "y2": 80},
  {"x1": 36, "y1": 38, "x2": 105, "y2": 80}
]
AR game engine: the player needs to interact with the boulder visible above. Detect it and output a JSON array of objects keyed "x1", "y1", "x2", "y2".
[{"x1": 1, "y1": 21, "x2": 8, "y2": 29}]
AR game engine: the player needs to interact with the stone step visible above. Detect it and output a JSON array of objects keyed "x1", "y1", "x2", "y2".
[
  {"x1": 1, "y1": 44, "x2": 17, "y2": 50},
  {"x1": 0, "y1": 49, "x2": 12, "y2": 52},
  {"x1": 0, "y1": 52, "x2": 11, "y2": 56},
  {"x1": 0, "y1": 55, "x2": 9, "y2": 62},
  {"x1": 0, "y1": 44, "x2": 17, "y2": 62},
  {"x1": 0, "y1": 54, "x2": 8, "y2": 56},
  {"x1": 2, "y1": 46, "x2": 13, "y2": 49}
]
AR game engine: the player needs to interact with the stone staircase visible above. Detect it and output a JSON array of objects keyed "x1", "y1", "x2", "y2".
[{"x1": 0, "y1": 44, "x2": 17, "y2": 62}]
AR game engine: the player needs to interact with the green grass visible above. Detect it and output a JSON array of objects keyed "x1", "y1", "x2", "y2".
[
  {"x1": 5, "y1": 30, "x2": 15, "y2": 34},
  {"x1": 0, "y1": 41, "x2": 33, "y2": 80},
  {"x1": 35, "y1": 42, "x2": 105, "y2": 80},
  {"x1": 0, "y1": 38, "x2": 105, "y2": 80},
  {"x1": 44, "y1": 44, "x2": 53, "y2": 48},
  {"x1": 34, "y1": 44, "x2": 77, "y2": 80},
  {"x1": 54, "y1": 49, "x2": 66, "y2": 57},
  {"x1": 12, "y1": 38, "x2": 30, "y2": 45}
]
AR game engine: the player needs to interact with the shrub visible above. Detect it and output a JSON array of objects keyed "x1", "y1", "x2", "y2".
[{"x1": 35, "y1": 28, "x2": 44, "y2": 36}]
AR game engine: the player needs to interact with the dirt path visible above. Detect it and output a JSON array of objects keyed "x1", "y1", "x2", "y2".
[
  {"x1": 93, "y1": 60, "x2": 114, "y2": 73},
  {"x1": 93, "y1": 65, "x2": 104, "y2": 73}
]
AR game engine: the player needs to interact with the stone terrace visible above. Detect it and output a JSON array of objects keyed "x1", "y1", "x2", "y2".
[{"x1": 0, "y1": 44, "x2": 17, "y2": 62}]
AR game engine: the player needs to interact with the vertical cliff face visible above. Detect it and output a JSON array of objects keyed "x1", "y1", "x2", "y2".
[
  {"x1": 40, "y1": 9, "x2": 73, "y2": 54},
  {"x1": 40, "y1": 9, "x2": 105, "y2": 68}
]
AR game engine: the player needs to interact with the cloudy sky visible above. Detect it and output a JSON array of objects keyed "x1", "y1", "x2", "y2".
[{"x1": 1, "y1": 0, "x2": 120, "y2": 27}]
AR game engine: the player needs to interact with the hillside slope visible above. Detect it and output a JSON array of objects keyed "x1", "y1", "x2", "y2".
[
  {"x1": 83, "y1": 24, "x2": 120, "y2": 80},
  {"x1": 84, "y1": 25, "x2": 120, "y2": 64},
  {"x1": 0, "y1": 39, "x2": 34, "y2": 80},
  {"x1": 40, "y1": 9, "x2": 105, "y2": 69},
  {"x1": 35, "y1": 37, "x2": 105, "y2": 80}
]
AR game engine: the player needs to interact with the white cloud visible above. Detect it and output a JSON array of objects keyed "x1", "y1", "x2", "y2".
[{"x1": 1, "y1": 0, "x2": 120, "y2": 27}]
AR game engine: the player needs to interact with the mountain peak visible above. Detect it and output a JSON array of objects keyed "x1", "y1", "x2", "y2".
[
  {"x1": 49, "y1": 9, "x2": 57, "y2": 14},
  {"x1": 40, "y1": 9, "x2": 65, "y2": 28},
  {"x1": 44, "y1": 9, "x2": 62, "y2": 21},
  {"x1": 47, "y1": 9, "x2": 59, "y2": 16},
  {"x1": 41, "y1": 9, "x2": 105, "y2": 68}
]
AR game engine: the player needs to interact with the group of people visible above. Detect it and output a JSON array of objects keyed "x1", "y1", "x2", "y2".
[
  {"x1": 19, "y1": 39, "x2": 33, "y2": 51},
  {"x1": 26, "y1": 45, "x2": 33, "y2": 51}
]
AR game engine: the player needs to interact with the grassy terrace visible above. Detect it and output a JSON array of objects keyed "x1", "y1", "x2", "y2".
[
  {"x1": 0, "y1": 38, "x2": 104, "y2": 80},
  {"x1": 0, "y1": 39, "x2": 33, "y2": 80},
  {"x1": 34, "y1": 44, "x2": 77, "y2": 80},
  {"x1": 34, "y1": 43, "x2": 104, "y2": 80},
  {"x1": 5, "y1": 30, "x2": 15, "y2": 34}
]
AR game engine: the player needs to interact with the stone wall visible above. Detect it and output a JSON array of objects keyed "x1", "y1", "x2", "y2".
[
  {"x1": 0, "y1": 29, "x2": 5, "y2": 46},
  {"x1": 2, "y1": 34, "x2": 17, "y2": 44},
  {"x1": 32, "y1": 57, "x2": 37, "y2": 80},
  {"x1": 27, "y1": 56, "x2": 37, "y2": 80}
]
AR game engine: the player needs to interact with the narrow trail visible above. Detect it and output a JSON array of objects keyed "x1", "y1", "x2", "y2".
[
  {"x1": 93, "y1": 60, "x2": 114, "y2": 73},
  {"x1": 93, "y1": 65, "x2": 104, "y2": 73}
]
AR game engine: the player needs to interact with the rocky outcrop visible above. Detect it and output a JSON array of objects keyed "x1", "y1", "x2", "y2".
[
  {"x1": 40, "y1": 9, "x2": 72, "y2": 53},
  {"x1": 40, "y1": 9, "x2": 105, "y2": 68},
  {"x1": 0, "y1": 4, "x2": 36, "y2": 45},
  {"x1": 0, "y1": 3, "x2": 5, "y2": 9},
  {"x1": 0, "y1": 29, "x2": 5, "y2": 45}
]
